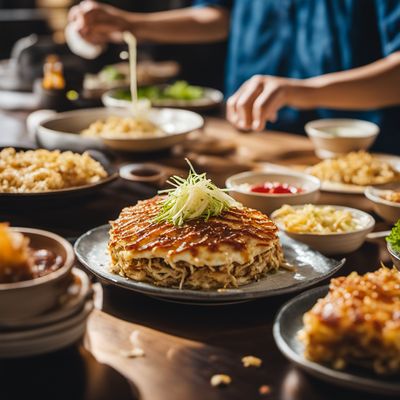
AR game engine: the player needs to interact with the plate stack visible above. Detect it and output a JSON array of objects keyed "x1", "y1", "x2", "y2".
[{"x1": 0, "y1": 268, "x2": 93, "y2": 358}]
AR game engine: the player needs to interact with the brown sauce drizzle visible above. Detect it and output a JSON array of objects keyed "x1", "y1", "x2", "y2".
[{"x1": 110, "y1": 197, "x2": 279, "y2": 256}]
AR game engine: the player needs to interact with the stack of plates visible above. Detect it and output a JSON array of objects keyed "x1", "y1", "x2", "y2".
[{"x1": 0, "y1": 268, "x2": 93, "y2": 358}]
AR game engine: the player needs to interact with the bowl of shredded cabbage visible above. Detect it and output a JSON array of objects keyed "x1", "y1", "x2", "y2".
[{"x1": 271, "y1": 204, "x2": 375, "y2": 255}]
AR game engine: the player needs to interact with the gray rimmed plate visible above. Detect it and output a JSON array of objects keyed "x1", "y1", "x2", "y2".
[
  {"x1": 74, "y1": 225, "x2": 345, "y2": 304},
  {"x1": 273, "y1": 286, "x2": 400, "y2": 396}
]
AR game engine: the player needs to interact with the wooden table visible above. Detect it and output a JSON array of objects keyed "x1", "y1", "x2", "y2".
[{"x1": 0, "y1": 109, "x2": 392, "y2": 400}]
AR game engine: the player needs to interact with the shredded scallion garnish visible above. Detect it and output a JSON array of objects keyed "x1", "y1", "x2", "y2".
[{"x1": 154, "y1": 159, "x2": 241, "y2": 226}]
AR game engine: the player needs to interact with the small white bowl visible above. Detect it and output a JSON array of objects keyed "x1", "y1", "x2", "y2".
[
  {"x1": 365, "y1": 185, "x2": 400, "y2": 224},
  {"x1": 271, "y1": 205, "x2": 375, "y2": 256},
  {"x1": 0, "y1": 228, "x2": 75, "y2": 322},
  {"x1": 226, "y1": 171, "x2": 320, "y2": 215},
  {"x1": 305, "y1": 119, "x2": 379, "y2": 159}
]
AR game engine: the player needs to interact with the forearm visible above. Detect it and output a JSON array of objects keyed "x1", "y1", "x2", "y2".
[
  {"x1": 124, "y1": 7, "x2": 230, "y2": 44},
  {"x1": 291, "y1": 52, "x2": 400, "y2": 110}
]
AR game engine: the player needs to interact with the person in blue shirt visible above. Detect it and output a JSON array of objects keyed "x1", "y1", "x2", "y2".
[{"x1": 70, "y1": 0, "x2": 400, "y2": 152}]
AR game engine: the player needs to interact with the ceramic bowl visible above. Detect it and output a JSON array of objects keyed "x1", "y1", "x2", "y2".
[
  {"x1": 365, "y1": 185, "x2": 400, "y2": 224},
  {"x1": 0, "y1": 228, "x2": 75, "y2": 322},
  {"x1": 37, "y1": 107, "x2": 204, "y2": 153},
  {"x1": 271, "y1": 205, "x2": 375, "y2": 256},
  {"x1": 305, "y1": 119, "x2": 379, "y2": 159},
  {"x1": 226, "y1": 171, "x2": 320, "y2": 215}
]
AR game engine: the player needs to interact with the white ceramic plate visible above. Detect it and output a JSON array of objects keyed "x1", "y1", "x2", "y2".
[
  {"x1": 38, "y1": 107, "x2": 204, "y2": 153},
  {"x1": 307, "y1": 154, "x2": 400, "y2": 194},
  {"x1": 74, "y1": 224, "x2": 345, "y2": 304},
  {"x1": 273, "y1": 286, "x2": 400, "y2": 396},
  {"x1": 102, "y1": 86, "x2": 224, "y2": 111}
]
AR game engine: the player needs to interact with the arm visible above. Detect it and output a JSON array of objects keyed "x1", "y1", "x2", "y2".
[
  {"x1": 227, "y1": 52, "x2": 400, "y2": 131},
  {"x1": 69, "y1": 1, "x2": 230, "y2": 45}
]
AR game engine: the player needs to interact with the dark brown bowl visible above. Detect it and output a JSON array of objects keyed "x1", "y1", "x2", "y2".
[{"x1": 0, "y1": 228, "x2": 75, "y2": 322}]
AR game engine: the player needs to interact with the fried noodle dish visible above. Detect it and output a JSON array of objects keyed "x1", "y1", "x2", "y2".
[
  {"x1": 108, "y1": 161, "x2": 284, "y2": 290},
  {"x1": 310, "y1": 151, "x2": 400, "y2": 186},
  {"x1": 0, "y1": 148, "x2": 107, "y2": 193},
  {"x1": 299, "y1": 267, "x2": 400, "y2": 374},
  {"x1": 109, "y1": 197, "x2": 283, "y2": 289}
]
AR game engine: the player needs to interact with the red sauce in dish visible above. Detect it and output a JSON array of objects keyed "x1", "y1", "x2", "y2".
[{"x1": 249, "y1": 182, "x2": 303, "y2": 195}]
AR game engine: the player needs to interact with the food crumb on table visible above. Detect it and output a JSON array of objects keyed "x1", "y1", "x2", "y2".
[
  {"x1": 210, "y1": 374, "x2": 232, "y2": 387},
  {"x1": 259, "y1": 385, "x2": 271, "y2": 395},
  {"x1": 241, "y1": 355, "x2": 262, "y2": 367}
]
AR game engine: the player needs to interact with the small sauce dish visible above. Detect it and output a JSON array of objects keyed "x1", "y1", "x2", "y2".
[
  {"x1": 226, "y1": 171, "x2": 320, "y2": 215},
  {"x1": 119, "y1": 163, "x2": 165, "y2": 185}
]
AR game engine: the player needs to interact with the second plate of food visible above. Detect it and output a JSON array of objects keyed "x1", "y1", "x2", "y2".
[
  {"x1": 102, "y1": 81, "x2": 224, "y2": 111},
  {"x1": 75, "y1": 224, "x2": 345, "y2": 304},
  {"x1": 273, "y1": 269, "x2": 400, "y2": 396},
  {"x1": 307, "y1": 151, "x2": 400, "y2": 194},
  {"x1": 0, "y1": 147, "x2": 118, "y2": 206}
]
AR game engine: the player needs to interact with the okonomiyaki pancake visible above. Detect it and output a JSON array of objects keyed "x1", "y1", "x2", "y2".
[
  {"x1": 109, "y1": 197, "x2": 284, "y2": 290},
  {"x1": 299, "y1": 267, "x2": 400, "y2": 375}
]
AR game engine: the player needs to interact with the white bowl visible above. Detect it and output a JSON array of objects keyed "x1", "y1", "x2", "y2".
[
  {"x1": 305, "y1": 119, "x2": 379, "y2": 159},
  {"x1": 365, "y1": 185, "x2": 400, "y2": 224},
  {"x1": 226, "y1": 171, "x2": 320, "y2": 215},
  {"x1": 271, "y1": 205, "x2": 375, "y2": 255},
  {"x1": 0, "y1": 228, "x2": 75, "y2": 322},
  {"x1": 38, "y1": 107, "x2": 204, "y2": 153}
]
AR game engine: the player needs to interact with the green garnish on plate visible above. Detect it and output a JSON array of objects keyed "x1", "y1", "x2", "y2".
[
  {"x1": 154, "y1": 159, "x2": 240, "y2": 226},
  {"x1": 386, "y1": 220, "x2": 400, "y2": 253},
  {"x1": 101, "y1": 65, "x2": 126, "y2": 82},
  {"x1": 114, "y1": 81, "x2": 204, "y2": 102}
]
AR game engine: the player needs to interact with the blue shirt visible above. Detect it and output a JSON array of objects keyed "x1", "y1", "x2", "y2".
[{"x1": 194, "y1": 0, "x2": 400, "y2": 153}]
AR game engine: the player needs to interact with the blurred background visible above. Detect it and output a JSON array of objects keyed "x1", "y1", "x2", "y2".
[{"x1": 0, "y1": 0, "x2": 226, "y2": 91}]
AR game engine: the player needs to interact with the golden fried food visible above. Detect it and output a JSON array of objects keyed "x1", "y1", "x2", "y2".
[
  {"x1": 0, "y1": 148, "x2": 107, "y2": 193},
  {"x1": 310, "y1": 151, "x2": 400, "y2": 186},
  {"x1": 299, "y1": 267, "x2": 400, "y2": 374},
  {"x1": 108, "y1": 196, "x2": 283, "y2": 290},
  {"x1": 0, "y1": 223, "x2": 32, "y2": 282}
]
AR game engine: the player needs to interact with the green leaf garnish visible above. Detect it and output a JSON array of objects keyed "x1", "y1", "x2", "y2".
[
  {"x1": 386, "y1": 220, "x2": 400, "y2": 253},
  {"x1": 154, "y1": 159, "x2": 241, "y2": 226}
]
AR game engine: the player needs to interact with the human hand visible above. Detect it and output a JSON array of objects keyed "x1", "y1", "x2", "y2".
[
  {"x1": 226, "y1": 75, "x2": 305, "y2": 131},
  {"x1": 68, "y1": 0, "x2": 130, "y2": 45}
]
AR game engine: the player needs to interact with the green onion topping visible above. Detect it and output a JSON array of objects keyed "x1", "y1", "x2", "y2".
[{"x1": 154, "y1": 159, "x2": 241, "y2": 226}]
